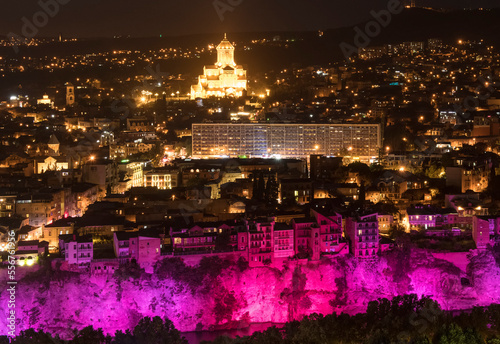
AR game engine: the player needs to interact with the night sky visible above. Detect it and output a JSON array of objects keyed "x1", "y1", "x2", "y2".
[{"x1": 1, "y1": 0, "x2": 499, "y2": 38}]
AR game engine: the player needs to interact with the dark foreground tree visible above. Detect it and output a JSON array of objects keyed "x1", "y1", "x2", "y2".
[
  {"x1": 433, "y1": 323, "x2": 484, "y2": 344},
  {"x1": 72, "y1": 326, "x2": 111, "y2": 344},
  {"x1": 133, "y1": 317, "x2": 188, "y2": 344},
  {"x1": 11, "y1": 329, "x2": 62, "y2": 344}
]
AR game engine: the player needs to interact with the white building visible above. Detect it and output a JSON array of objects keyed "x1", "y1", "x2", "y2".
[
  {"x1": 192, "y1": 123, "x2": 382, "y2": 163},
  {"x1": 191, "y1": 34, "x2": 247, "y2": 99}
]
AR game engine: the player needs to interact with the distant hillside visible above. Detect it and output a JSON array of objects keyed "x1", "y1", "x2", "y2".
[{"x1": 1, "y1": 8, "x2": 499, "y2": 74}]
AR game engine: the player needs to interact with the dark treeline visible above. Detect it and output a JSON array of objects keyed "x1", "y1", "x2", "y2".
[
  {"x1": 1, "y1": 317, "x2": 187, "y2": 344},
  {"x1": 205, "y1": 295, "x2": 500, "y2": 344},
  {"x1": 2, "y1": 295, "x2": 500, "y2": 344}
]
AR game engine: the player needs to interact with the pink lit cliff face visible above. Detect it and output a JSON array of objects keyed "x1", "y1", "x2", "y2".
[{"x1": 1, "y1": 249, "x2": 499, "y2": 337}]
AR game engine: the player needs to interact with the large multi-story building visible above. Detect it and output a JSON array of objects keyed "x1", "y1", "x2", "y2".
[
  {"x1": 345, "y1": 213, "x2": 379, "y2": 258},
  {"x1": 280, "y1": 179, "x2": 312, "y2": 205},
  {"x1": 446, "y1": 157, "x2": 492, "y2": 193},
  {"x1": 16, "y1": 193, "x2": 60, "y2": 228},
  {"x1": 0, "y1": 194, "x2": 17, "y2": 218},
  {"x1": 273, "y1": 223, "x2": 295, "y2": 258},
  {"x1": 82, "y1": 159, "x2": 119, "y2": 195},
  {"x1": 293, "y1": 211, "x2": 345, "y2": 260},
  {"x1": 113, "y1": 230, "x2": 162, "y2": 271},
  {"x1": 190, "y1": 34, "x2": 247, "y2": 99},
  {"x1": 246, "y1": 219, "x2": 275, "y2": 264},
  {"x1": 144, "y1": 168, "x2": 179, "y2": 189},
  {"x1": 472, "y1": 216, "x2": 497, "y2": 249},
  {"x1": 358, "y1": 46, "x2": 388, "y2": 60},
  {"x1": 117, "y1": 160, "x2": 146, "y2": 192},
  {"x1": 192, "y1": 123, "x2": 382, "y2": 162},
  {"x1": 310, "y1": 155, "x2": 343, "y2": 180}
]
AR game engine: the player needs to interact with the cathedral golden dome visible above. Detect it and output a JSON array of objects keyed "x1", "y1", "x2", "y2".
[{"x1": 217, "y1": 33, "x2": 234, "y2": 50}]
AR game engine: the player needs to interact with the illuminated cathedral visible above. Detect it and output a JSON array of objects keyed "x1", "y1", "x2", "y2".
[{"x1": 190, "y1": 34, "x2": 247, "y2": 99}]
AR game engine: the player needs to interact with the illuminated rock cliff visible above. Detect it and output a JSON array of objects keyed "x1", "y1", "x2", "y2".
[{"x1": 0, "y1": 249, "x2": 499, "y2": 337}]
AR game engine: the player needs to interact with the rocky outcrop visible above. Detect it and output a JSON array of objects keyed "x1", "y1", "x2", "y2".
[{"x1": 1, "y1": 249, "x2": 499, "y2": 337}]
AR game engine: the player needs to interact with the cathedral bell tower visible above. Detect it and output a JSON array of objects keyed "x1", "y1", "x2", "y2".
[{"x1": 216, "y1": 33, "x2": 235, "y2": 67}]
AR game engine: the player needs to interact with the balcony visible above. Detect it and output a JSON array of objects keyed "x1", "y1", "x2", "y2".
[{"x1": 178, "y1": 242, "x2": 215, "y2": 248}]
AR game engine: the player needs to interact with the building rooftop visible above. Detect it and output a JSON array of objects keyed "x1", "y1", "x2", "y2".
[
  {"x1": 17, "y1": 240, "x2": 39, "y2": 247},
  {"x1": 293, "y1": 217, "x2": 316, "y2": 224},
  {"x1": 59, "y1": 234, "x2": 93, "y2": 244}
]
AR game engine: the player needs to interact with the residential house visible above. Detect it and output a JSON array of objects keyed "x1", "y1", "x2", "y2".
[
  {"x1": 59, "y1": 234, "x2": 93, "y2": 266},
  {"x1": 377, "y1": 214, "x2": 394, "y2": 235},
  {"x1": 113, "y1": 229, "x2": 162, "y2": 270},
  {"x1": 42, "y1": 217, "x2": 76, "y2": 252},
  {"x1": 14, "y1": 239, "x2": 47, "y2": 266},
  {"x1": 0, "y1": 217, "x2": 29, "y2": 252},
  {"x1": 407, "y1": 206, "x2": 458, "y2": 231},
  {"x1": 280, "y1": 178, "x2": 312, "y2": 205}
]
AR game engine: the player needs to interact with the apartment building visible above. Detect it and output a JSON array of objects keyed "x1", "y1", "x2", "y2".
[
  {"x1": 446, "y1": 157, "x2": 492, "y2": 193},
  {"x1": 192, "y1": 123, "x2": 382, "y2": 163},
  {"x1": 472, "y1": 216, "x2": 499, "y2": 249},
  {"x1": 345, "y1": 214, "x2": 379, "y2": 258}
]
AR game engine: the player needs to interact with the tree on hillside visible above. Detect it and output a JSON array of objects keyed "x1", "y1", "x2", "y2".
[
  {"x1": 215, "y1": 230, "x2": 231, "y2": 251},
  {"x1": 264, "y1": 174, "x2": 278, "y2": 204},
  {"x1": 409, "y1": 335, "x2": 431, "y2": 344},
  {"x1": 112, "y1": 330, "x2": 135, "y2": 344},
  {"x1": 133, "y1": 317, "x2": 188, "y2": 344},
  {"x1": 251, "y1": 172, "x2": 258, "y2": 200},
  {"x1": 72, "y1": 326, "x2": 111, "y2": 344},
  {"x1": 253, "y1": 172, "x2": 265, "y2": 201},
  {"x1": 425, "y1": 164, "x2": 445, "y2": 179},
  {"x1": 433, "y1": 323, "x2": 483, "y2": 344},
  {"x1": 11, "y1": 329, "x2": 62, "y2": 344}
]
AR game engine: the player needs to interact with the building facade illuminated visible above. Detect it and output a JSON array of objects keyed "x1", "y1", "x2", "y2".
[
  {"x1": 190, "y1": 34, "x2": 247, "y2": 99},
  {"x1": 192, "y1": 123, "x2": 382, "y2": 162}
]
